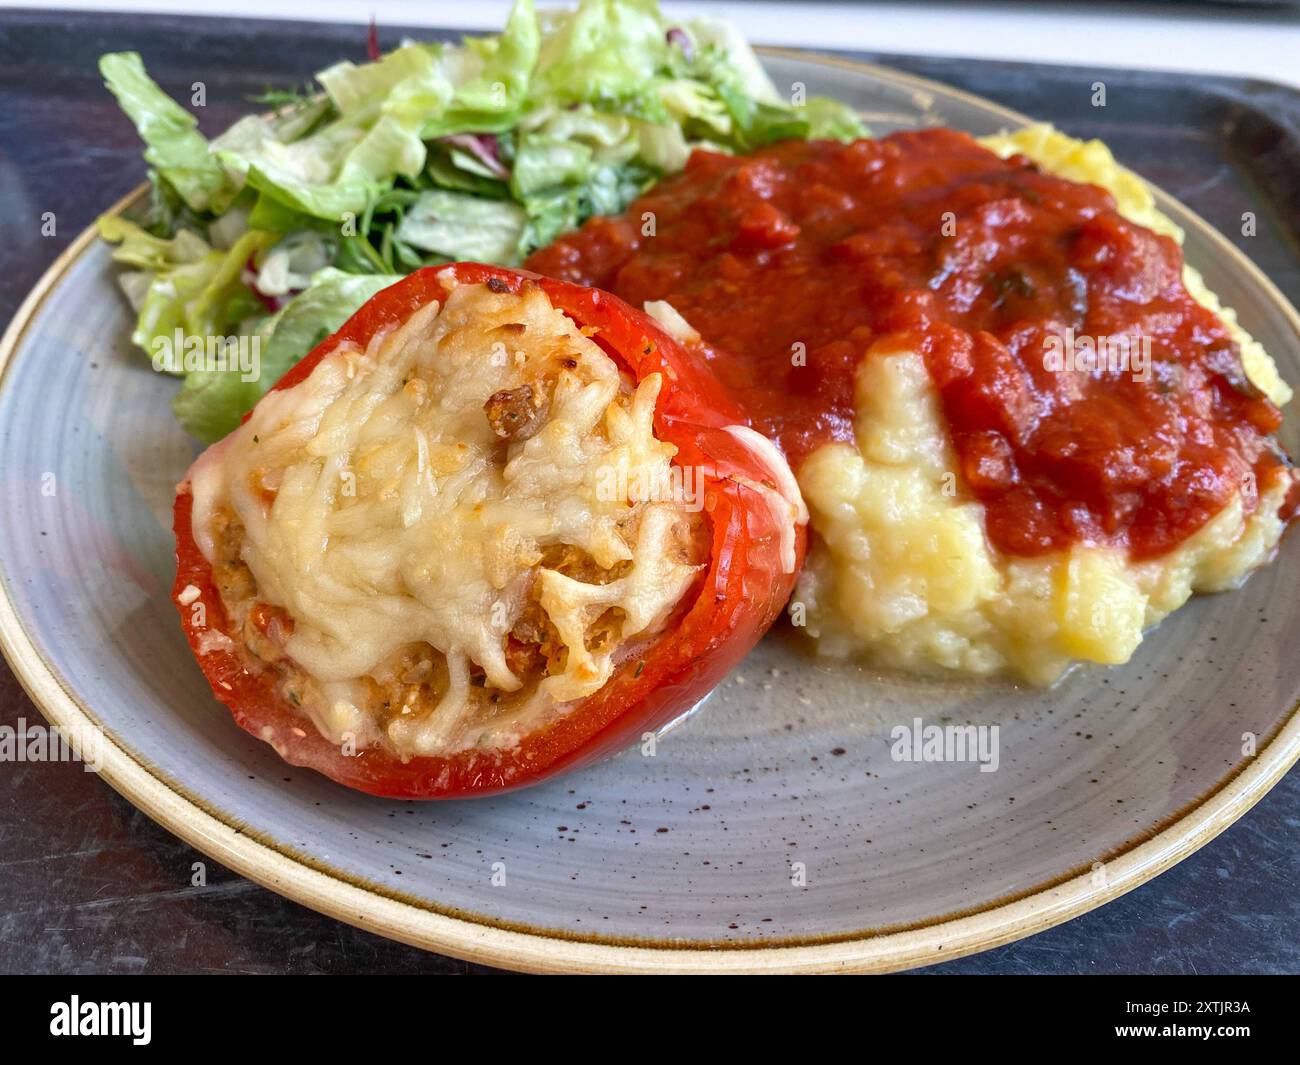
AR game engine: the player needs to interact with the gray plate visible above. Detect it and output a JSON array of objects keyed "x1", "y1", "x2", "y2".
[{"x1": 1, "y1": 53, "x2": 1297, "y2": 973}]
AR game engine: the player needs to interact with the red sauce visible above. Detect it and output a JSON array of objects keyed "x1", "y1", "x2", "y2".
[{"x1": 527, "y1": 129, "x2": 1291, "y2": 560}]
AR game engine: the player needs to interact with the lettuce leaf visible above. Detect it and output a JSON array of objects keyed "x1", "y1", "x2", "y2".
[
  {"x1": 173, "y1": 268, "x2": 400, "y2": 442},
  {"x1": 98, "y1": 216, "x2": 276, "y2": 369},
  {"x1": 213, "y1": 105, "x2": 427, "y2": 223},
  {"x1": 418, "y1": 0, "x2": 541, "y2": 138},
  {"x1": 99, "y1": 52, "x2": 238, "y2": 213},
  {"x1": 533, "y1": 0, "x2": 667, "y2": 106},
  {"x1": 316, "y1": 45, "x2": 440, "y2": 115},
  {"x1": 395, "y1": 190, "x2": 527, "y2": 263},
  {"x1": 97, "y1": 214, "x2": 210, "y2": 271},
  {"x1": 511, "y1": 136, "x2": 594, "y2": 198}
]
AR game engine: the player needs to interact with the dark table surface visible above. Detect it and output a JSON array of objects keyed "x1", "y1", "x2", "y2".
[{"x1": 0, "y1": 9, "x2": 1297, "y2": 975}]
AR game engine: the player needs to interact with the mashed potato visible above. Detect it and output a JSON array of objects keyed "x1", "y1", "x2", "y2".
[{"x1": 796, "y1": 126, "x2": 1293, "y2": 684}]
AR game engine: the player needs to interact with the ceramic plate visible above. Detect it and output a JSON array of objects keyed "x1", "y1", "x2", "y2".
[{"x1": 1, "y1": 52, "x2": 1298, "y2": 974}]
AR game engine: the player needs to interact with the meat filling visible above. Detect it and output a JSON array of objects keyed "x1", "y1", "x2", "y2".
[{"x1": 189, "y1": 276, "x2": 708, "y2": 759}]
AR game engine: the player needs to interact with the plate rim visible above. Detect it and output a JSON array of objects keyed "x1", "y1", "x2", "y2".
[{"x1": 1, "y1": 50, "x2": 1298, "y2": 974}]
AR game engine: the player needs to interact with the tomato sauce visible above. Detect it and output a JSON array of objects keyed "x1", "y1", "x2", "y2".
[{"x1": 526, "y1": 129, "x2": 1291, "y2": 560}]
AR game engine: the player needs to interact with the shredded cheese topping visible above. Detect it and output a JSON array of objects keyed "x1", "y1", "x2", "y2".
[
  {"x1": 189, "y1": 279, "x2": 702, "y2": 757},
  {"x1": 643, "y1": 299, "x2": 701, "y2": 346},
  {"x1": 722, "y1": 424, "x2": 808, "y2": 575}
]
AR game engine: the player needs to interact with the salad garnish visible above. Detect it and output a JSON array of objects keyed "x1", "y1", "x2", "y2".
[{"x1": 98, "y1": 0, "x2": 864, "y2": 441}]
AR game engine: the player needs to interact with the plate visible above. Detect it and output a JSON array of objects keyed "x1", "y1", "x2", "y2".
[{"x1": 1, "y1": 51, "x2": 1298, "y2": 974}]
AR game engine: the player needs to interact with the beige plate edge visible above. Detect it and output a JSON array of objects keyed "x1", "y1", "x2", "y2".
[{"x1": 1, "y1": 53, "x2": 1298, "y2": 974}]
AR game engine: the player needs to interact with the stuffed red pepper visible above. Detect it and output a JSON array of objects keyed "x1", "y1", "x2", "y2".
[{"x1": 172, "y1": 263, "x2": 806, "y2": 798}]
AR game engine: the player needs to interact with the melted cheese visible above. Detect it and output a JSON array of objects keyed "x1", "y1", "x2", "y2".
[
  {"x1": 643, "y1": 299, "x2": 701, "y2": 346},
  {"x1": 190, "y1": 278, "x2": 702, "y2": 757},
  {"x1": 722, "y1": 424, "x2": 808, "y2": 574}
]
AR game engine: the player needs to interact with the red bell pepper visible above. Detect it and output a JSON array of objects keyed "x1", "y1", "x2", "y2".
[{"x1": 172, "y1": 263, "x2": 805, "y2": 798}]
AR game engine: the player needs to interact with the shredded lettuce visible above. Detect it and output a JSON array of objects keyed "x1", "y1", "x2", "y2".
[
  {"x1": 396, "y1": 190, "x2": 528, "y2": 263},
  {"x1": 418, "y1": 0, "x2": 541, "y2": 138},
  {"x1": 533, "y1": 0, "x2": 669, "y2": 105},
  {"x1": 172, "y1": 269, "x2": 401, "y2": 443},
  {"x1": 99, "y1": 216, "x2": 274, "y2": 367},
  {"x1": 99, "y1": 53, "x2": 239, "y2": 214},
  {"x1": 98, "y1": 0, "x2": 866, "y2": 441}
]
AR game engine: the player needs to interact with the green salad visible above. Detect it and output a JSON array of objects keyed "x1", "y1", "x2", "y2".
[{"x1": 98, "y1": 0, "x2": 865, "y2": 441}]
